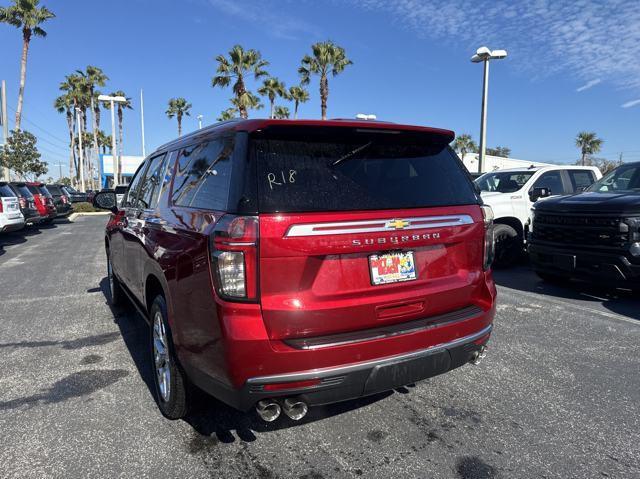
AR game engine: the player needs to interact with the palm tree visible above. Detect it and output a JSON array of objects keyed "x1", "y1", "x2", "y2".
[
  {"x1": 288, "y1": 85, "x2": 309, "y2": 120},
  {"x1": 96, "y1": 130, "x2": 111, "y2": 154},
  {"x1": 274, "y1": 106, "x2": 290, "y2": 119},
  {"x1": 0, "y1": 0, "x2": 55, "y2": 130},
  {"x1": 217, "y1": 107, "x2": 238, "y2": 122},
  {"x1": 452, "y1": 134, "x2": 478, "y2": 160},
  {"x1": 211, "y1": 45, "x2": 269, "y2": 119},
  {"x1": 166, "y1": 97, "x2": 192, "y2": 136},
  {"x1": 299, "y1": 41, "x2": 352, "y2": 120},
  {"x1": 103, "y1": 91, "x2": 132, "y2": 185},
  {"x1": 59, "y1": 73, "x2": 91, "y2": 184},
  {"x1": 258, "y1": 77, "x2": 287, "y2": 119},
  {"x1": 54, "y1": 93, "x2": 76, "y2": 180},
  {"x1": 575, "y1": 131, "x2": 603, "y2": 166}
]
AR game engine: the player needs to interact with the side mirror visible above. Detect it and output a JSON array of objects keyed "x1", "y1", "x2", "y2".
[
  {"x1": 529, "y1": 187, "x2": 551, "y2": 202},
  {"x1": 93, "y1": 190, "x2": 118, "y2": 213}
]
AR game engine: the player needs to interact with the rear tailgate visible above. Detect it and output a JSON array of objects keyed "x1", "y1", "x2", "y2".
[
  {"x1": 1, "y1": 196, "x2": 22, "y2": 219},
  {"x1": 250, "y1": 125, "x2": 485, "y2": 340},
  {"x1": 259, "y1": 206, "x2": 485, "y2": 339}
]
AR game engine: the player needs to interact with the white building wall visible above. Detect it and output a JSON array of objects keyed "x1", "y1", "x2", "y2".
[{"x1": 462, "y1": 153, "x2": 552, "y2": 173}]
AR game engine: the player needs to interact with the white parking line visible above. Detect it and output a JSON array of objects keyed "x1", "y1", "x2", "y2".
[{"x1": 498, "y1": 286, "x2": 639, "y2": 326}]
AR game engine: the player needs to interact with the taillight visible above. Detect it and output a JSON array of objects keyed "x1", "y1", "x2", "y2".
[
  {"x1": 0, "y1": 201, "x2": 3, "y2": 213},
  {"x1": 209, "y1": 215, "x2": 259, "y2": 301},
  {"x1": 481, "y1": 205, "x2": 495, "y2": 270},
  {"x1": 19, "y1": 197, "x2": 26, "y2": 209},
  {"x1": 61, "y1": 195, "x2": 68, "y2": 204}
]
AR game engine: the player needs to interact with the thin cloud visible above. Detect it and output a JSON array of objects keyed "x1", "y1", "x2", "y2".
[
  {"x1": 346, "y1": 0, "x2": 640, "y2": 92},
  {"x1": 576, "y1": 79, "x2": 601, "y2": 92},
  {"x1": 207, "y1": 0, "x2": 322, "y2": 40},
  {"x1": 621, "y1": 99, "x2": 640, "y2": 108}
]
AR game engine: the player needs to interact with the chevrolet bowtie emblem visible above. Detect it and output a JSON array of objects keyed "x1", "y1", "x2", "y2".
[{"x1": 386, "y1": 219, "x2": 411, "y2": 230}]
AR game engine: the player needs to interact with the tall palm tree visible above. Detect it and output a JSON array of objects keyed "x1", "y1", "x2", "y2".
[
  {"x1": 59, "y1": 73, "x2": 91, "y2": 184},
  {"x1": 0, "y1": 0, "x2": 55, "y2": 130},
  {"x1": 77, "y1": 66, "x2": 108, "y2": 189},
  {"x1": 274, "y1": 106, "x2": 290, "y2": 119},
  {"x1": 103, "y1": 91, "x2": 131, "y2": 185},
  {"x1": 96, "y1": 130, "x2": 111, "y2": 154},
  {"x1": 217, "y1": 107, "x2": 238, "y2": 122},
  {"x1": 288, "y1": 85, "x2": 309, "y2": 120},
  {"x1": 299, "y1": 41, "x2": 352, "y2": 120},
  {"x1": 452, "y1": 134, "x2": 478, "y2": 160},
  {"x1": 575, "y1": 131, "x2": 603, "y2": 166},
  {"x1": 258, "y1": 77, "x2": 287, "y2": 119},
  {"x1": 166, "y1": 97, "x2": 192, "y2": 136},
  {"x1": 54, "y1": 93, "x2": 76, "y2": 180},
  {"x1": 211, "y1": 45, "x2": 269, "y2": 119}
]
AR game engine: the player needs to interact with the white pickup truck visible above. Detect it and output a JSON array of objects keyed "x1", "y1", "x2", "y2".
[{"x1": 475, "y1": 165, "x2": 602, "y2": 267}]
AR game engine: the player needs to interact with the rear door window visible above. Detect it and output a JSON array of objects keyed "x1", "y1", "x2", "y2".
[
  {"x1": 568, "y1": 170, "x2": 595, "y2": 192},
  {"x1": 251, "y1": 127, "x2": 477, "y2": 213},
  {"x1": 15, "y1": 185, "x2": 33, "y2": 198},
  {"x1": 171, "y1": 136, "x2": 234, "y2": 210},
  {"x1": 121, "y1": 162, "x2": 148, "y2": 208},
  {"x1": 532, "y1": 171, "x2": 564, "y2": 196}
]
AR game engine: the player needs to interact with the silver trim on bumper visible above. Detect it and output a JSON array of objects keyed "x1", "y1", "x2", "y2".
[{"x1": 247, "y1": 324, "x2": 493, "y2": 385}]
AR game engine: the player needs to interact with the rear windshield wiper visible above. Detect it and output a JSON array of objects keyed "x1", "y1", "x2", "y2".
[{"x1": 331, "y1": 141, "x2": 372, "y2": 166}]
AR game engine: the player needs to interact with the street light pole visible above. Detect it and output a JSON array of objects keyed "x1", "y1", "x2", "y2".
[
  {"x1": 140, "y1": 89, "x2": 146, "y2": 157},
  {"x1": 197, "y1": 114, "x2": 203, "y2": 129},
  {"x1": 471, "y1": 47, "x2": 507, "y2": 174},
  {"x1": 98, "y1": 95, "x2": 127, "y2": 188},
  {"x1": 76, "y1": 107, "x2": 86, "y2": 192},
  {"x1": 1, "y1": 80, "x2": 9, "y2": 181}
]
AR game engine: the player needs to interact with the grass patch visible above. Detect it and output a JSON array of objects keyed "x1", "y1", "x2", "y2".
[{"x1": 72, "y1": 202, "x2": 99, "y2": 213}]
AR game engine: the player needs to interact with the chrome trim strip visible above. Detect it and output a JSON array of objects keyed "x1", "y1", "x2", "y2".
[
  {"x1": 247, "y1": 324, "x2": 492, "y2": 385},
  {"x1": 285, "y1": 215, "x2": 475, "y2": 237}
]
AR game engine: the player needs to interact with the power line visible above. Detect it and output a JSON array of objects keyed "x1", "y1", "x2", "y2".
[{"x1": 6, "y1": 103, "x2": 70, "y2": 148}]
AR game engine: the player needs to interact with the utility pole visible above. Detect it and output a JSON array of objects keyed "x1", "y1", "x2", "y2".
[
  {"x1": 53, "y1": 162, "x2": 64, "y2": 180},
  {"x1": 140, "y1": 89, "x2": 146, "y2": 157},
  {"x1": 76, "y1": 108, "x2": 86, "y2": 192},
  {"x1": 1, "y1": 80, "x2": 9, "y2": 181}
]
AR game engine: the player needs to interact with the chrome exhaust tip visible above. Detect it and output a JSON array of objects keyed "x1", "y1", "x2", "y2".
[
  {"x1": 282, "y1": 397, "x2": 308, "y2": 421},
  {"x1": 255, "y1": 399, "x2": 282, "y2": 422},
  {"x1": 470, "y1": 346, "x2": 487, "y2": 365}
]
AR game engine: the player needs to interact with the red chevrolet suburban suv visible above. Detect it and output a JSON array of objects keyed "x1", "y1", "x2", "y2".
[{"x1": 93, "y1": 119, "x2": 496, "y2": 421}]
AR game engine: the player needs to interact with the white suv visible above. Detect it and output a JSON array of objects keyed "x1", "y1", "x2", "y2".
[
  {"x1": 0, "y1": 181, "x2": 25, "y2": 233},
  {"x1": 475, "y1": 165, "x2": 602, "y2": 266}
]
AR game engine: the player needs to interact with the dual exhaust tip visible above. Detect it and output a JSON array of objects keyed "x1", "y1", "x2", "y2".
[{"x1": 256, "y1": 397, "x2": 308, "y2": 422}]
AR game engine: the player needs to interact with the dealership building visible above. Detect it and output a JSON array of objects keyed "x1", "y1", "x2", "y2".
[
  {"x1": 462, "y1": 153, "x2": 552, "y2": 174},
  {"x1": 98, "y1": 154, "x2": 145, "y2": 188}
]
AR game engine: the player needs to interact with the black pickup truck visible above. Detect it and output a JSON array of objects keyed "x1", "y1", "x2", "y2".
[{"x1": 529, "y1": 161, "x2": 640, "y2": 288}]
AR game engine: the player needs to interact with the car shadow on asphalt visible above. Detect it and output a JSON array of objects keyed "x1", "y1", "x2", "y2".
[
  {"x1": 97, "y1": 276, "x2": 392, "y2": 442},
  {"x1": 493, "y1": 265, "x2": 640, "y2": 321}
]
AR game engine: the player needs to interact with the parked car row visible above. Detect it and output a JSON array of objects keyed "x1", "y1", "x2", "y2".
[{"x1": 0, "y1": 182, "x2": 75, "y2": 233}]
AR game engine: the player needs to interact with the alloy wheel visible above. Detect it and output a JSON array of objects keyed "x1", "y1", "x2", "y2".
[{"x1": 153, "y1": 312, "x2": 171, "y2": 402}]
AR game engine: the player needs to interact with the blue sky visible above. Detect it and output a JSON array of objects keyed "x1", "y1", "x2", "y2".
[{"x1": 1, "y1": 0, "x2": 639, "y2": 177}]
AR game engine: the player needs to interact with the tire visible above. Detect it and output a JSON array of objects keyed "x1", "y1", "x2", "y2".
[
  {"x1": 535, "y1": 270, "x2": 566, "y2": 285},
  {"x1": 492, "y1": 224, "x2": 522, "y2": 268},
  {"x1": 106, "y1": 253, "x2": 126, "y2": 307},
  {"x1": 150, "y1": 295, "x2": 190, "y2": 419}
]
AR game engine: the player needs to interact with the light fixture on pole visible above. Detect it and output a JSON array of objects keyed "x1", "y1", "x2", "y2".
[
  {"x1": 197, "y1": 114, "x2": 203, "y2": 129},
  {"x1": 75, "y1": 107, "x2": 86, "y2": 192},
  {"x1": 471, "y1": 46, "x2": 507, "y2": 174},
  {"x1": 98, "y1": 94, "x2": 127, "y2": 187}
]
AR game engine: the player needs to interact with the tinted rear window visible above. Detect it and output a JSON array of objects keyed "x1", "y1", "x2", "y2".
[
  {"x1": 251, "y1": 127, "x2": 477, "y2": 213},
  {"x1": 13, "y1": 185, "x2": 33, "y2": 198},
  {"x1": 26, "y1": 185, "x2": 40, "y2": 195},
  {"x1": 47, "y1": 185, "x2": 62, "y2": 195},
  {"x1": 0, "y1": 184, "x2": 15, "y2": 197},
  {"x1": 115, "y1": 186, "x2": 128, "y2": 194}
]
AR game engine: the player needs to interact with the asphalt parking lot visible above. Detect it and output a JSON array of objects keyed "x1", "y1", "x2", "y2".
[{"x1": 1, "y1": 215, "x2": 639, "y2": 479}]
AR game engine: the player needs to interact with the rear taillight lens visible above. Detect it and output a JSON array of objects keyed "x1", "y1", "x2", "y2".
[
  {"x1": 481, "y1": 205, "x2": 495, "y2": 270},
  {"x1": 209, "y1": 215, "x2": 259, "y2": 301},
  {"x1": 0, "y1": 201, "x2": 3, "y2": 213},
  {"x1": 19, "y1": 197, "x2": 26, "y2": 208},
  {"x1": 61, "y1": 195, "x2": 68, "y2": 204}
]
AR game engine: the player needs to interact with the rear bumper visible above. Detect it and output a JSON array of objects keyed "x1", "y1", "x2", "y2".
[
  {"x1": 529, "y1": 242, "x2": 640, "y2": 285},
  {"x1": 186, "y1": 323, "x2": 493, "y2": 412},
  {"x1": 0, "y1": 216, "x2": 25, "y2": 232}
]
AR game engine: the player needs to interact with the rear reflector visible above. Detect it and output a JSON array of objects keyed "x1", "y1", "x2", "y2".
[{"x1": 262, "y1": 379, "x2": 321, "y2": 391}]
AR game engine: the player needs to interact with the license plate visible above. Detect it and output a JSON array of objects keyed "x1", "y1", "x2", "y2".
[{"x1": 369, "y1": 251, "x2": 417, "y2": 285}]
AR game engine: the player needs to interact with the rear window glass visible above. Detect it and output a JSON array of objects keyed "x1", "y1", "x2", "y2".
[
  {"x1": 38, "y1": 186, "x2": 51, "y2": 196},
  {"x1": 26, "y1": 185, "x2": 40, "y2": 195},
  {"x1": 14, "y1": 185, "x2": 33, "y2": 198},
  {"x1": 0, "y1": 184, "x2": 15, "y2": 197},
  {"x1": 47, "y1": 185, "x2": 62, "y2": 195},
  {"x1": 475, "y1": 171, "x2": 535, "y2": 193},
  {"x1": 115, "y1": 185, "x2": 128, "y2": 194},
  {"x1": 251, "y1": 127, "x2": 477, "y2": 213}
]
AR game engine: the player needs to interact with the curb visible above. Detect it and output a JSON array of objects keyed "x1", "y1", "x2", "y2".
[{"x1": 68, "y1": 212, "x2": 110, "y2": 222}]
